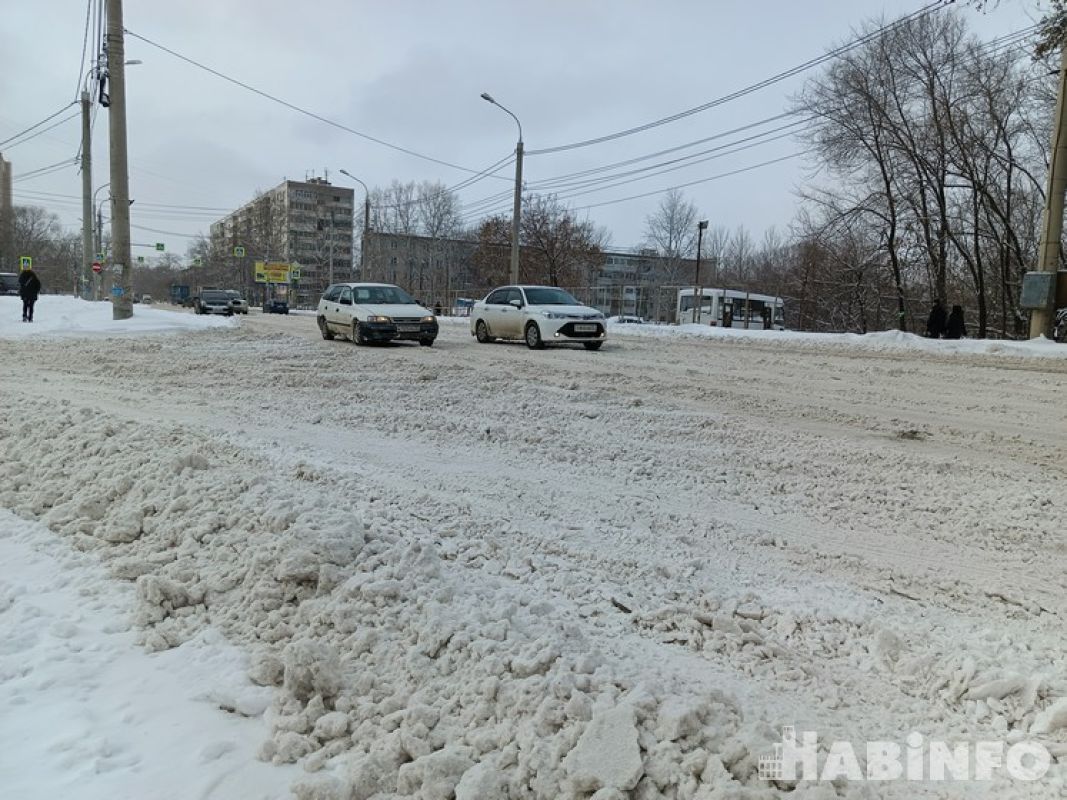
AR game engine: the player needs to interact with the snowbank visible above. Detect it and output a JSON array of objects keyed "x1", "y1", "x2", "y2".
[
  {"x1": 0, "y1": 295, "x2": 237, "y2": 338},
  {"x1": 607, "y1": 320, "x2": 1067, "y2": 359},
  {"x1": 0, "y1": 510, "x2": 295, "y2": 800}
]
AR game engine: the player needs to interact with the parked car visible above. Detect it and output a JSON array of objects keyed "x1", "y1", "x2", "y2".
[
  {"x1": 225, "y1": 290, "x2": 249, "y2": 314},
  {"x1": 195, "y1": 289, "x2": 235, "y2": 315},
  {"x1": 470, "y1": 285, "x2": 607, "y2": 350},
  {"x1": 263, "y1": 298, "x2": 289, "y2": 314},
  {"x1": 141, "y1": 294, "x2": 154, "y2": 305},
  {"x1": 609, "y1": 315, "x2": 645, "y2": 324},
  {"x1": 317, "y1": 282, "x2": 438, "y2": 346},
  {"x1": 0, "y1": 273, "x2": 19, "y2": 296}
]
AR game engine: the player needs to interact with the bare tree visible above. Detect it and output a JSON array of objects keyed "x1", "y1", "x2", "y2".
[{"x1": 643, "y1": 188, "x2": 699, "y2": 284}]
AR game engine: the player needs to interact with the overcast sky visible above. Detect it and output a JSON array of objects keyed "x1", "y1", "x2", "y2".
[{"x1": 0, "y1": 0, "x2": 1042, "y2": 263}]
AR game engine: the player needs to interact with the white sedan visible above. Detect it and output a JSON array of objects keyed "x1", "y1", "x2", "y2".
[
  {"x1": 470, "y1": 285, "x2": 607, "y2": 350},
  {"x1": 317, "y1": 283, "x2": 438, "y2": 346}
]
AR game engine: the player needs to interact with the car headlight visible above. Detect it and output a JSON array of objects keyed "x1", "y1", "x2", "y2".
[
  {"x1": 539, "y1": 311, "x2": 566, "y2": 319},
  {"x1": 421, "y1": 315, "x2": 435, "y2": 323},
  {"x1": 366, "y1": 315, "x2": 391, "y2": 323}
]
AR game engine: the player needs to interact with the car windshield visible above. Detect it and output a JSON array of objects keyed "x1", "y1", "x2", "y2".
[
  {"x1": 226, "y1": 291, "x2": 243, "y2": 300},
  {"x1": 202, "y1": 291, "x2": 228, "y2": 301},
  {"x1": 353, "y1": 285, "x2": 417, "y2": 305},
  {"x1": 524, "y1": 287, "x2": 581, "y2": 306},
  {"x1": 0, "y1": 274, "x2": 19, "y2": 292}
]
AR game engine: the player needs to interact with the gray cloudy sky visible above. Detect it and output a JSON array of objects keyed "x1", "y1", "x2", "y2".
[{"x1": 1, "y1": 0, "x2": 1040, "y2": 262}]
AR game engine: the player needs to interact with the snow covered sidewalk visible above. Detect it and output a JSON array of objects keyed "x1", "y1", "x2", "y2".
[
  {"x1": 0, "y1": 510, "x2": 294, "y2": 800},
  {"x1": 0, "y1": 295, "x2": 236, "y2": 338}
]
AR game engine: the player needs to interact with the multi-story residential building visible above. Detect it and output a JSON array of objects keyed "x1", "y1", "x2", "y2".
[{"x1": 209, "y1": 177, "x2": 354, "y2": 306}]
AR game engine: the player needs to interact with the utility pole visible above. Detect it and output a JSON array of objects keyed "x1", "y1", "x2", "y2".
[
  {"x1": 1031, "y1": 42, "x2": 1067, "y2": 338},
  {"x1": 106, "y1": 0, "x2": 133, "y2": 320},
  {"x1": 80, "y1": 91, "x2": 93, "y2": 300},
  {"x1": 480, "y1": 93, "x2": 523, "y2": 284},
  {"x1": 511, "y1": 139, "x2": 523, "y2": 285},
  {"x1": 693, "y1": 220, "x2": 708, "y2": 323},
  {"x1": 0, "y1": 153, "x2": 11, "y2": 270}
]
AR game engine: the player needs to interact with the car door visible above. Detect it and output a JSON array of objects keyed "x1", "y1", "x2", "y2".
[
  {"x1": 480, "y1": 288, "x2": 509, "y2": 336},
  {"x1": 336, "y1": 287, "x2": 354, "y2": 328},
  {"x1": 497, "y1": 287, "x2": 525, "y2": 338}
]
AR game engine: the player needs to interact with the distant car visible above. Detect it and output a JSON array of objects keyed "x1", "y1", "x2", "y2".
[
  {"x1": 141, "y1": 294, "x2": 154, "y2": 305},
  {"x1": 195, "y1": 289, "x2": 234, "y2": 315},
  {"x1": 610, "y1": 315, "x2": 645, "y2": 324},
  {"x1": 0, "y1": 273, "x2": 19, "y2": 296},
  {"x1": 225, "y1": 290, "x2": 249, "y2": 314},
  {"x1": 263, "y1": 298, "x2": 289, "y2": 314},
  {"x1": 316, "y1": 282, "x2": 438, "y2": 346},
  {"x1": 470, "y1": 285, "x2": 607, "y2": 350}
]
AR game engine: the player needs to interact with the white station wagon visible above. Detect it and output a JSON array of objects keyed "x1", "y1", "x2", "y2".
[
  {"x1": 470, "y1": 285, "x2": 607, "y2": 350},
  {"x1": 317, "y1": 283, "x2": 438, "y2": 346}
]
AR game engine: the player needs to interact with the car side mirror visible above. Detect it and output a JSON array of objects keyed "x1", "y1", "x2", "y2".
[{"x1": 509, "y1": 299, "x2": 522, "y2": 309}]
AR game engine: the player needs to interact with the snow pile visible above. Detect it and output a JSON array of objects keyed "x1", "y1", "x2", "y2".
[
  {"x1": 607, "y1": 321, "x2": 1067, "y2": 360},
  {"x1": 0, "y1": 510, "x2": 295, "y2": 800},
  {"x1": 0, "y1": 409, "x2": 786, "y2": 799},
  {"x1": 0, "y1": 295, "x2": 236, "y2": 338}
]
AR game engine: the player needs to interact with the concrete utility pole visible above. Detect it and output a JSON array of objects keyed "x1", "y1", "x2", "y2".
[
  {"x1": 80, "y1": 91, "x2": 93, "y2": 300},
  {"x1": 0, "y1": 153, "x2": 12, "y2": 270},
  {"x1": 693, "y1": 220, "x2": 708, "y2": 323},
  {"x1": 106, "y1": 0, "x2": 133, "y2": 320},
  {"x1": 481, "y1": 93, "x2": 523, "y2": 284},
  {"x1": 1031, "y1": 42, "x2": 1067, "y2": 338}
]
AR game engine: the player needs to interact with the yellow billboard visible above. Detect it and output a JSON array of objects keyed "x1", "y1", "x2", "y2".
[{"x1": 253, "y1": 261, "x2": 291, "y2": 283}]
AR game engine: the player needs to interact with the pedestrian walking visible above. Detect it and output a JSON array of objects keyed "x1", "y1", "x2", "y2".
[
  {"x1": 944, "y1": 304, "x2": 967, "y2": 340},
  {"x1": 925, "y1": 299, "x2": 947, "y2": 338},
  {"x1": 18, "y1": 267, "x2": 41, "y2": 323}
]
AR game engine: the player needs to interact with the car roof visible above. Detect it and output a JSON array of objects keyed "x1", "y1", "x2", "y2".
[{"x1": 332, "y1": 282, "x2": 399, "y2": 288}]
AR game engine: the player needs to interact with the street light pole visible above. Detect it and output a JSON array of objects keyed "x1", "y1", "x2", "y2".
[
  {"x1": 80, "y1": 90, "x2": 93, "y2": 299},
  {"x1": 339, "y1": 169, "x2": 370, "y2": 280},
  {"x1": 694, "y1": 220, "x2": 708, "y2": 323},
  {"x1": 481, "y1": 92, "x2": 523, "y2": 285},
  {"x1": 106, "y1": 0, "x2": 133, "y2": 320}
]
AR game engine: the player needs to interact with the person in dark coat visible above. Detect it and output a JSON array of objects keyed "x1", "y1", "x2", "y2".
[
  {"x1": 18, "y1": 268, "x2": 41, "y2": 323},
  {"x1": 944, "y1": 304, "x2": 967, "y2": 339},
  {"x1": 925, "y1": 299, "x2": 947, "y2": 338}
]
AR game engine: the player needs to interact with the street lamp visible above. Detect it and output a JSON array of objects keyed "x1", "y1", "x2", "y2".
[
  {"x1": 694, "y1": 220, "x2": 708, "y2": 323},
  {"x1": 480, "y1": 92, "x2": 523, "y2": 285},
  {"x1": 339, "y1": 169, "x2": 370, "y2": 280}
]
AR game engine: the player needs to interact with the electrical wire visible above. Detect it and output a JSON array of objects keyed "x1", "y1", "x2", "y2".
[
  {"x1": 12, "y1": 158, "x2": 78, "y2": 183},
  {"x1": 125, "y1": 28, "x2": 513, "y2": 181},
  {"x1": 526, "y1": 0, "x2": 950, "y2": 156},
  {"x1": 75, "y1": 0, "x2": 93, "y2": 100},
  {"x1": 3, "y1": 111, "x2": 81, "y2": 152},
  {"x1": 0, "y1": 103, "x2": 78, "y2": 148}
]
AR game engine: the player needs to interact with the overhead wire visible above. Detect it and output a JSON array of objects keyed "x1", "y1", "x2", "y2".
[
  {"x1": 525, "y1": 0, "x2": 951, "y2": 156},
  {"x1": 125, "y1": 28, "x2": 513, "y2": 181}
]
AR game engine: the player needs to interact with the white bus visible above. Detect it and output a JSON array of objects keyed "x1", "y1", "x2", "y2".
[{"x1": 676, "y1": 288, "x2": 785, "y2": 330}]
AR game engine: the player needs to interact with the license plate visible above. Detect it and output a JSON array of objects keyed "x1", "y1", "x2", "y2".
[
  {"x1": 398, "y1": 324, "x2": 420, "y2": 332},
  {"x1": 574, "y1": 324, "x2": 596, "y2": 332}
]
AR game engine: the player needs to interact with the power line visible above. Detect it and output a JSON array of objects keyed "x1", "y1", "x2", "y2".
[
  {"x1": 3, "y1": 111, "x2": 81, "y2": 152},
  {"x1": 0, "y1": 103, "x2": 78, "y2": 148},
  {"x1": 125, "y1": 28, "x2": 512, "y2": 181},
  {"x1": 570, "y1": 152, "x2": 808, "y2": 212},
  {"x1": 75, "y1": 0, "x2": 93, "y2": 100},
  {"x1": 526, "y1": 0, "x2": 950, "y2": 156},
  {"x1": 13, "y1": 158, "x2": 78, "y2": 183}
]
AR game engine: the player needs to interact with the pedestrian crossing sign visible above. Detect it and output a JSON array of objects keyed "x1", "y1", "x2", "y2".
[{"x1": 19, "y1": 256, "x2": 31, "y2": 270}]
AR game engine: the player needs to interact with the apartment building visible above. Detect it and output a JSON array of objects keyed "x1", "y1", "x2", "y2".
[{"x1": 210, "y1": 177, "x2": 354, "y2": 305}]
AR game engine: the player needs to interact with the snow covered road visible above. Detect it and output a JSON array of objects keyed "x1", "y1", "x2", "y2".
[{"x1": 1, "y1": 303, "x2": 1065, "y2": 799}]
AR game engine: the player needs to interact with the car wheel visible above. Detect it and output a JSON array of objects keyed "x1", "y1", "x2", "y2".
[
  {"x1": 525, "y1": 322, "x2": 545, "y2": 350},
  {"x1": 475, "y1": 320, "x2": 495, "y2": 343},
  {"x1": 352, "y1": 320, "x2": 367, "y2": 345},
  {"x1": 419, "y1": 338, "x2": 435, "y2": 347},
  {"x1": 318, "y1": 316, "x2": 334, "y2": 341},
  {"x1": 583, "y1": 341, "x2": 603, "y2": 351}
]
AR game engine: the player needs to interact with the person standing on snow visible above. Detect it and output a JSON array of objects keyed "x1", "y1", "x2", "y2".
[
  {"x1": 944, "y1": 304, "x2": 967, "y2": 340},
  {"x1": 18, "y1": 267, "x2": 41, "y2": 323},
  {"x1": 925, "y1": 298, "x2": 947, "y2": 338}
]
